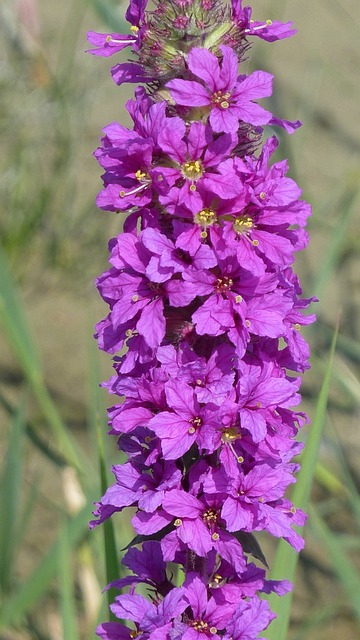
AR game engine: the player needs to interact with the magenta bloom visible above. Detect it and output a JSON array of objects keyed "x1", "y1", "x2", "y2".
[
  {"x1": 148, "y1": 379, "x2": 220, "y2": 459},
  {"x1": 167, "y1": 45, "x2": 273, "y2": 133},
  {"x1": 157, "y1": 118, "x2": 243, "y2": 207},
  {"x1": 223, "y1": 596, "x2": 275, "y2": 640}
]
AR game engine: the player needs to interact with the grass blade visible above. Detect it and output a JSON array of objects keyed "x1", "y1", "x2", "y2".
[
  {"x1": 87, "y1": 342, "x2": 120, "y2": 619},
  {"x1": 0, "y1": 241, "x2": 87, "y2": 473},
  {"x1": 58, "y1": 518, "x2": 81, "y2": 640},
  {"x1": 97, "y1": 421, "x2": 120, "y2": 621},
  {"x1": 0, "y1": 502, "x2": 93, "y2": 629},
  {"x1": 88, "y1": 0, "x2": 128, "y2": 32},
  {"x1": 311, "y1": 182, "x2": 359, "y2": 299},
  {"x1": 309, "y1": 503, "x2": 360, "y2": 623},
  {"x1": 0, "y1": 393, "x2": 27, "y2": 594},
  {"x1": 265, "y1": 325, "x2": 338, "y2": 640}
]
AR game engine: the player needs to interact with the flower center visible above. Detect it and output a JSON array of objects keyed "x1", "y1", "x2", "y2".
[
  {"x1": 221, "y1": 426, "x2": 244, "y2": 463},
  {"x1": 234, "y1": 215, "x2": 253, "y2": 234},
  {"x1": 191, "y1": 620, "x2": 208, "y2": 631},
  {"x1": 182, "y1": 159, "x2": 203, "y2": 180},
  {"x1": 135, "y1": 169, "x2": 150, "y2": 182},
  {"x1": 188, "y1": 416, "x2": 202, "y2": 434},
  {"x1": 119, "y1": 169, "x2": 151, "y2": 199},
  {"x1": 190, "y1": 620, "x2": 217, "y2": 635},
  {"x1": 195, "y1": 208, "x2": 216, "y2": 225},
  {"x1": 215, "y1": 276, "x2": 233, "y2": 293},
  {"x1": 202, "y1": 509, "x2": 218, "y2": 524},
  {"x1": 147, "y1": 281, "x2": 163, "y2": 296},
  {"x1": 211, "y1": 90, "x2": 231, "y2": 109},
  {"x1": 222, "y1": 426, "x2": 242, "y2": 442}
]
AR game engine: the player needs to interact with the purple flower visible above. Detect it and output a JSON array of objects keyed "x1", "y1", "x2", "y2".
[
  {"x1": 91, "y1": 459, "x2": 182, "y2": 527},
  {"x1": 148, "y1": 379, "x2": 220, "y2": 459},
  {"x1": 223, "y1": 596, "x2": 275, "y2": 640},
  {"x1": 97, "y1": 230, "x2": 199, "y2": 348},
  {"x1": 174, "y1": 573, "x2": 236, "y2": 639},
  {"x1": 230, "y1": 2, "x2": 297, "y2": 43},
  {"x1": 86, "y1": 31, "x2": 139, "y2": 57},
  {"x1": 160, "y1": 489, "x2": 247, "y2": 574},
  {"x1": 101, "y1": 588, "x2": 187, "y2": 640},
  {"x1": 157, "y1": 118, "x2": 243, "y2": 207},
  {"x1": 167, "y1": 46, "x2": 273, "y2": 133}
]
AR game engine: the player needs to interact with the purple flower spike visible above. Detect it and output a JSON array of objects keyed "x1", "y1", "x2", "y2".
[{"x1": 89, "y1": 2, "x2": 314, "y2": 639}]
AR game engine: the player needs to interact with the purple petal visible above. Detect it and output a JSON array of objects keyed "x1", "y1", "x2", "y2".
[
  {"x1": 110, "y1": 406, "x2": 153, "y2": 434},
  {"x1": 166, "y1": 79, "x2": 210, "y2": 107},
  {"x1": 179, "y1": 518, "x2": 213, "y2": 555},
  {"x1": 157, "y1": 118, "x2": 187, "y2": 162},
  {"x1": 239, "y1": 408, "x2": 267, "y2": 442},
  {"x1": 234, "y1": 70, "x2": 273, "y2": 101},
  {"x1": 162, "y1": 490, "x2": 202, "y2": 518},
  {"x1": 226, "y1": 596, "x2": 275, "y2": 639},
  {"x1": 110, "y1": 593, "x2": 152, "y2": 623},
  {"x1": 183, "y1": 574, "x2": 208, "y2": 618},
  {"x1": 96, "y1": 622, "x2": 131, "y2": 639},
  {"x1": 187, "y1": 122, "x2": 208, "y2": 158},
  {"x1": 165, "y1": 379, "x2": 197, "y2": 417},
  {"x1": 210, "y1": 108, "x2": 240, "y2": 134},
  {"x1": 111, "y1": 62, "x2": 150, "y2": 86},
  {"x1": 222, "y1": 496, "x2": 253, "y2": 531},
  {"x1": 218, "y1": 45, "x2": 239, "y2": 90},
  {"x1": 137, "y1": 298, "x2": 165, "y2": 347},
  {"x1": 187, "y1": 47, "x2": 221, "y2": 91}
]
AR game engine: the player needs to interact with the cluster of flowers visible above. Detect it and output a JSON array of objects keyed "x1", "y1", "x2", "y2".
[{"x1": 88, "y1": 1, "x2": 315, "y2": 638}]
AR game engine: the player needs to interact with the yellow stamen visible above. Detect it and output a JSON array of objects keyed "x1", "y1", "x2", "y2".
[
  {"x1": 182, "y1": 159, "x2": 202, "y2": 179},
  {"x1": 195, "y1": 208, "x2": 217, "y2": 228},
  {"x1": 234, "y1": 215, "x2": 253, "y2": 234}
]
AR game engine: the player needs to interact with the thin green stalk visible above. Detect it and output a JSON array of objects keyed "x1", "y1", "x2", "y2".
[
  {"x1": 58, "y1": 518, "x2": 81, "y2": 640},
  {"x1": 0, "y1": 393, "x2": 27, "y2": 594},
  {"x1": 0, "y1": 241, "x2": 88, "y2": 474}
]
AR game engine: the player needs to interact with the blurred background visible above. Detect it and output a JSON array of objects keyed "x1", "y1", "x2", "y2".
[{"x1": 0, "y1": 0, "x2": 359, "y2": 638}]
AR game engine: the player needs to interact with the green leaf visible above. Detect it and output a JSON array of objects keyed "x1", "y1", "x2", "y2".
[
  {"x1": 231, "y1": 531, "x2": 269, "y2": 568},
  {"x1": 121, "y1": 522, "x2": 176, "y2": 552}
]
